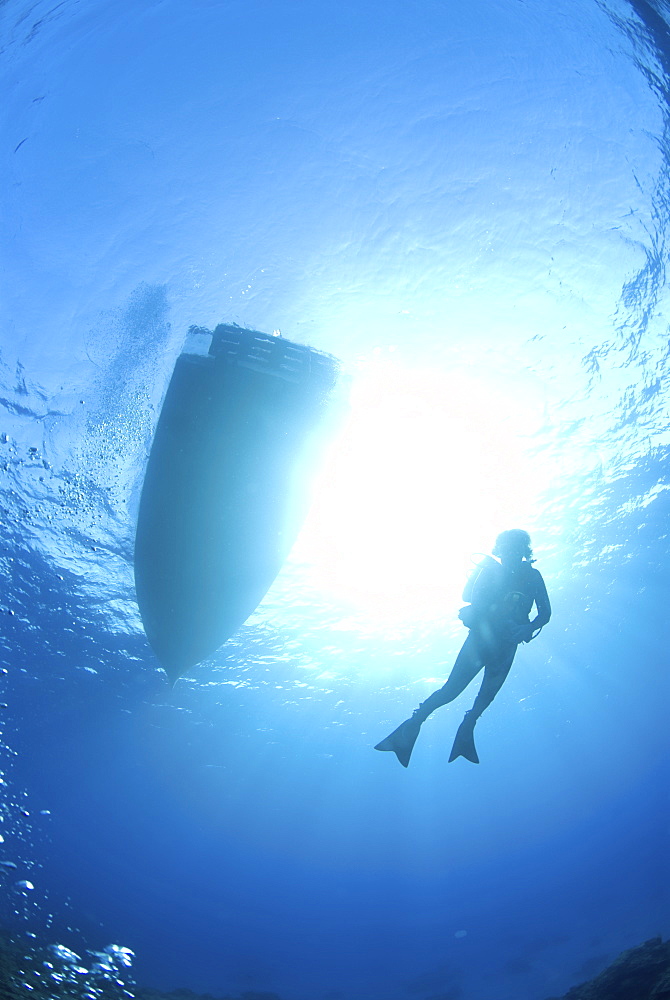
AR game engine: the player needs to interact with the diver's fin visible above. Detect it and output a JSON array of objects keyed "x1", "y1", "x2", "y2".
[
  {"x1": 374, "y1": 717, "x2": 422, "y2": 768},
  {"x1": 449, "y1": 713, "x2": 480, "y2": 764}
]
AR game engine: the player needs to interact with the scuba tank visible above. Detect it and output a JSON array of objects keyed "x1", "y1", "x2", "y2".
[
  {"x1": 459, "y1": 554, "x2": 499, "y2": 628},
  {"x1": 462, "y1": 553, "x2": 500, "y2": 603}
]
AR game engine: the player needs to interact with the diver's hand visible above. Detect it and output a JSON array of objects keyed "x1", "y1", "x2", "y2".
[{"x1": 510, "y1": 622, "x2": 535, "y2": 644}]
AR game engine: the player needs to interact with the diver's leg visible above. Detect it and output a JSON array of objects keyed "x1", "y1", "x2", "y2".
[
  {"x1": 412, "y1": 633, "x2": 486, "y2": 722},
  {"x1": 469, "y1": 648, "x2": 516, "y2": 718},
  {"x1": 449, "y1": 646, "x2": 517, "y2": 764},
  {"x1": 374, "y1": 634, "x2": 485, "y2": 767}
]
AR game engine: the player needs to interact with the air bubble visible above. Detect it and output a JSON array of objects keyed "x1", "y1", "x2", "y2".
[{"x1": 51, "y1": 945, "x2": 81, "y2": 963}]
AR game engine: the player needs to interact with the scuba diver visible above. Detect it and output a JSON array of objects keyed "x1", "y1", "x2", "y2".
[{"x1": 374, "y1": 529, "x2": 551, "y2": 767}]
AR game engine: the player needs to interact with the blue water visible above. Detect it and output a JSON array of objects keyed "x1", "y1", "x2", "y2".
[{"x1": 2, "y1": 1, "x2": 670, "y2": 998}]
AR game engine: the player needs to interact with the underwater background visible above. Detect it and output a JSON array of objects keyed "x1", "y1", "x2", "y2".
[{"x1": 1, "y1": 0, "x2": 669, "y2": 998}]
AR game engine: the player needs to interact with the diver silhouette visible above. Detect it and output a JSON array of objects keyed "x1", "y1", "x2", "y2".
[{"x1": 375, "y1": 529, "x2": 551, "y2": 766}]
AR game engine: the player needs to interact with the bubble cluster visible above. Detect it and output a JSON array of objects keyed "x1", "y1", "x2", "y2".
[{"x1": 16, "y1": 941, "x2": 135, "y2": 1000}]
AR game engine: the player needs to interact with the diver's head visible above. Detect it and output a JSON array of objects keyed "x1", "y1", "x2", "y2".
[{"x1": 493, "y1": 529, "x2": 533, "y2": 563}]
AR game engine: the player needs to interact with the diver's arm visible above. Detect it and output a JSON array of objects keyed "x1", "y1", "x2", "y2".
[
  {"x1": 531, "y1": 572, "x2": 551, "y2": 630},
  {"x1": 509, "y1": 570, "x2": 551, "y2": 644}
]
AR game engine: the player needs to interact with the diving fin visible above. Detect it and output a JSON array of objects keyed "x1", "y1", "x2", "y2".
[
  {"x1": 449, "y1": 712, "x2": 480, "y2": 764},
  {"x1": 374, "y1": 717, "x2": 422, "y2": 768}
]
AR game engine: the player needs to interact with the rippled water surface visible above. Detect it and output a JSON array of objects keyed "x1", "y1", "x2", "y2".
[{"x1": 1, "y1": 1, "x2": 669, "y2": 998}]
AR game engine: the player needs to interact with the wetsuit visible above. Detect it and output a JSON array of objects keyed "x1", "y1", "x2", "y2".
[{"x1": 415, "y1": 558, "x2": 551, "y2": 724}]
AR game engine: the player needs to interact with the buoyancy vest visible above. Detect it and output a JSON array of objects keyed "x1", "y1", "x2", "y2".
[{"x1": 461, "y1": 557, "x2": 538, "y2": 632}]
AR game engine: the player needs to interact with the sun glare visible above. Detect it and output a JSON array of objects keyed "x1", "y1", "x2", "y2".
[{"x1": 295, "y1": 361, "x2": 546, "y2": 622}]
